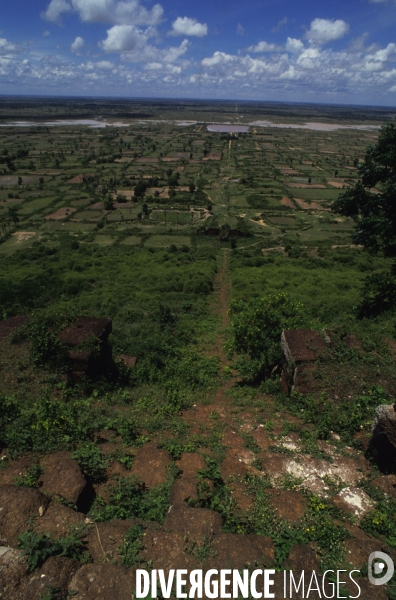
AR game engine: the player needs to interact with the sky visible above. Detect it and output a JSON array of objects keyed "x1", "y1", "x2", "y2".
[{"x1": 1, "y1": 0, "x2": 396, "y2": 105}]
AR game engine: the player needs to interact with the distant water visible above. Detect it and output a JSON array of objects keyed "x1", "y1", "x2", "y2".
[
  {"x1": 0, "y1": 118, "x2": 381, "y2": 132},
  {"x1": 0, "y1": 119, "x2": 129, "y2": 128},
  {"x1": 250, "y1": 120, "x2": 380, "y2": 131},
  {"x1": 207, "y1": 124, "x2": 249, "y2": 133}
]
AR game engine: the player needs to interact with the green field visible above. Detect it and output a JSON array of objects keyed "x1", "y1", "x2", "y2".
[{"x1": 1, "y1": 99, "x2": 396, "y2": 598}]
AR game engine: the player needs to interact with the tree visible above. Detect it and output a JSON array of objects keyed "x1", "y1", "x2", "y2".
[
  {"x1": 228, "y1": 293, "x2": 306, "y2": 380},
  {"x1": 332, "y1": 123, "x2": 396, "y2": 314},
  {"x1": 8, "y1": 206, "x2": 19, "y2": 226},
  {"x1": 103, "y1": 195, "x2": 114, "y2": 210},
  {"x1": 134, "y1": 179, "x2": 147, "y2": 199}
]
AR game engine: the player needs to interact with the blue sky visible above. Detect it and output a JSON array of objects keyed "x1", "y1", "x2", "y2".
[{"x1": 1, "y1": 0, "x2": 396, "y2": 105}]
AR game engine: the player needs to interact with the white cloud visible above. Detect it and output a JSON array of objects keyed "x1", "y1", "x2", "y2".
[
  {"x1": 96, "y1": 60, "x2": 115, "y2": 69},
  {"x1": 100, "y1": 25, "x2": 148, "y2": 52},
  {"x1": 0, "y1": 38, "x2": 21, "y2": 55},
  {"x1": 237, "y1": 23, "x2": 245, "y2": 36},
  {"x1": 306, "y1": 18, "x2": 349, "y2": 45},
  {"x1": 286, "y1": 37, "x2": 304, "y2": 54},
  {"x1": 41, "y1": 0, "x2": 72, "y2": 23},
  {"x1": 145, "y1": 62, "x2": 162, "y2": 70},
  {"x1": 43, "y1": 30, "x2": 51, "y2": 37},
  {"x1": 367, "y1": 42, "x2": 396, "y2": 62},
  {"x1": 42, "y1": 0, "x2": 164, "y2": 26},
  {"x1": 162, "y1": 39, "x2": 189, "y2": 62},
  {"x1": 70, "y1": 36, "x2": 84, "y2": 54},
  {"x1": 201, "y1": 51, "x2": 235, "y2": 68},
  {"x1": 118, "y1": 38, "x2": 189, "y2": 64},
  {"x1": 389, "y1": 85, "x2": 396, "y2": 91},
  {"x1": 247, "y1": 41, "x2": 279, "y2": 53},
  {"x1": 271, "y1": 17, "x2": 289, "y2": 33},
  {"x1": 169, "y1": 17, "x2": 207, "y2": 37}
]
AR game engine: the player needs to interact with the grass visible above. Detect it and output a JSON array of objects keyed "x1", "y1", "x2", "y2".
[{"x1": 0, "y1": 102, "x2": 395, "y2": 597}]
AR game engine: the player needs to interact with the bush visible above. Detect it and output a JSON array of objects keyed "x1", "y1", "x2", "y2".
[
  {"x1": 72, "y1": 442, "x2": 107, "y2": 483},
  {"x1": 18, "y1": 529, "x2": 89, "y2": 572},
  {"x1": 228, "y1": 293, "x2": 306, "y2": 380}
]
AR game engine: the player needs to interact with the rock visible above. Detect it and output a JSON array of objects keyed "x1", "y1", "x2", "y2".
[
  {"x1": 267, "y1": 489, "x2": 306, "y2": 523},
  {"x1": 58, "y1": 317, "x2": 112, "y2": 348},
  {"x1": 370, "y1": 404, "x2": 396, "y2": 471},
  {"x1": 220, "y1": 449, "x2": 251, "y2": 481},
  {"x1": 116, "y1": 355, "x2": 138, "y2": 368},
  {"x1": 34, "y1": 502, "x2": 84, "y2": 539},
  {"x1": 0, "y1": 547, "x2": 29, "y2": 600},
  {"x1": 141, "y1": 530, "x2": 199, "y2": 571},
  {"x1": 204, "y1": 533, "x2": 275, "y2": 570},
  {"x1": 345, "y1": 577, "x2": 388, "y2": 600},
  {"x1": 39, "y1": 452, "x2": 87, "y2": 505},
  {"x1": 285, "y1": 543, "x2": 320, "y2": 572},
  {"x1": 228, "y1": 481, "x2": 254, "y2": 515},
  {"x1": 251, "y1": 427, "x2": 272, "y2": 450},
  {"x1": 85, "y1": 519, "x2": 136, "y2": 564},
  {"x1": 131, "y1": 442, "x2": 171, "y2": 489},
  {"x1": 175, "y1": 453, "x2": 206, "y2": 477},
  {"x1": 280, "y1": 329, "x2": 330, "y2": 395},
  {"x1": 58, "y1": 316, "x2": 112, "y2": 382},
  {"x1": 170, "y1": 478, "x2": 198, "y2": 505},
  {"x1": 68, "y1": 563, "x2": 135, "y2": 600},
  {"x1": 0, "y1": 456, "x2": 34, "y2": 487},
  {"x1": 282, "y1": 544, "x2": 322, "y2": 600},
  {"x1": 332, "y1": 486, "x2": 374, "y2": 519},
  {"x1": 343, "y1": 523, "x2": 385, "y2": 570},
  {"x1": 0, "y1": 316, "x2": 28, "y2": 341},
  {"x1": 19, "y1": 556, "x2": 81, "y2": 600},
  {"x1": 164, "y1": 503, "x2": 222, "y2": 542},
  {"x1": 0, "y1": 486, "x2": 49, "y2": 547},
  {"x1": 372, "y1": 474, "x2": 396, "y2": 499},
  {"x1": 262, "y1": 452, "x2": 369, "y2": 495}
]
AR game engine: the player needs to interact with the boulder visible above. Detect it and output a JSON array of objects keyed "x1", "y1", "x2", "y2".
[
  {"x1": 58, "y1": 317, "x2": 112, "y2": 382},
  {"x1": 0, "y1": 486, "x2": 49, "y2": 547},
  {"x1": 369, "y1": 404, "x2": 396, "y2": 471},
  {"x1": 131, "y1": 442, "x2": 171, "y2": 489},
  {"x1": 68, "y1": 563, "x2": 135, "y2": 600},
  {"x1": 19, "y1": 556, "x2": 81, "y2": 600},
  {"x1": 39, "y1": 452, "x2": 87, "y2": 505},
  {"x1": 0, "y1": 316, "x2": 28, "y2": 341},
  {"x1": 332, "y1": 486, "x2": 374, "y2": 519},
  {"x1": 164, "y1": 503, "x2": 222, "y2": 542},
  {"x1": 0, "y1": 547, "x2": 29, "y2": 600},
  {"x1": 280, "y1": 329, "x2": 330, "y2": 395}
]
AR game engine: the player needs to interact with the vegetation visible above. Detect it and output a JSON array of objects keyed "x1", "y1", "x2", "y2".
[
  {"x1": 228, "y1": 293, "x2": 306, "y2": 380},
  {"x1": 333, "y1": 123, "x2": 396, "y2": 315},
  {"x1": 0, "y1": 99, "x2": 396, "y2": 598}
]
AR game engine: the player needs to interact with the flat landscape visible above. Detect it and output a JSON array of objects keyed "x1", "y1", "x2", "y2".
[{"x1": 1, "y1": 97, "x2": 396, "y2": 599}]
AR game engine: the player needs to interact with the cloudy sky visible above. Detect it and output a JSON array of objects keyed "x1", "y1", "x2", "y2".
[{"x1": 1, "y1": 0, "x2": 396, "y2": 105}]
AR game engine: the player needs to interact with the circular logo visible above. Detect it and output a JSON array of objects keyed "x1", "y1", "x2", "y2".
[{"x1": 368, "y1": 552, "x2": 394, "y2": 586}]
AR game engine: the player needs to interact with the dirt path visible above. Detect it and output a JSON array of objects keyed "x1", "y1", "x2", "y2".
[{"x1": 0, "y1": 252, "x2": 385, "y2": 597}]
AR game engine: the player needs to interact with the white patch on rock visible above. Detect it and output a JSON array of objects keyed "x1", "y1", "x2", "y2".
[
  {"x1": 336, "y1": 487, "x2": 374, "y2": 518},
  {"x1": 282, "y1": 455, "x2": 363, "y2": 495}
]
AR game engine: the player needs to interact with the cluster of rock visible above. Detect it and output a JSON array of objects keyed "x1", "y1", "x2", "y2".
[
  {"x1": 58, "y1": 316, "x2": 113, "y2": 382},
  {"x1": 0, "y1": 315, "x2": 137, "y2": 383},
  {"x1": 280, "y1": 328, "x2": 330, "y2": 395}
]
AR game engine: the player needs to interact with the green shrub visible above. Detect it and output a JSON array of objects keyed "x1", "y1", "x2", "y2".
[
  {"x1": 280, "y1": 386, "x2": 392, "y2": 440},
  {"x1": 72, "y1": 442, "x2": 107, "y2": 483},
  {"x1": 18, "y1": 529, "x2": 90, "y2": 572},
  {"x1": 228, "y1": 293, "x2": 306, "y2": 380}
]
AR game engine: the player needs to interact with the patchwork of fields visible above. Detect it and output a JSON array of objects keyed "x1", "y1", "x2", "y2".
[{"x1": 1, "y1": 99, "x2": 396, "y2": 599}]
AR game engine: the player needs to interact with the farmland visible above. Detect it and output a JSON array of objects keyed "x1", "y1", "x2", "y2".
[{"x1": 1, "y1": 97, "x2": 396, "y2": 599}]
